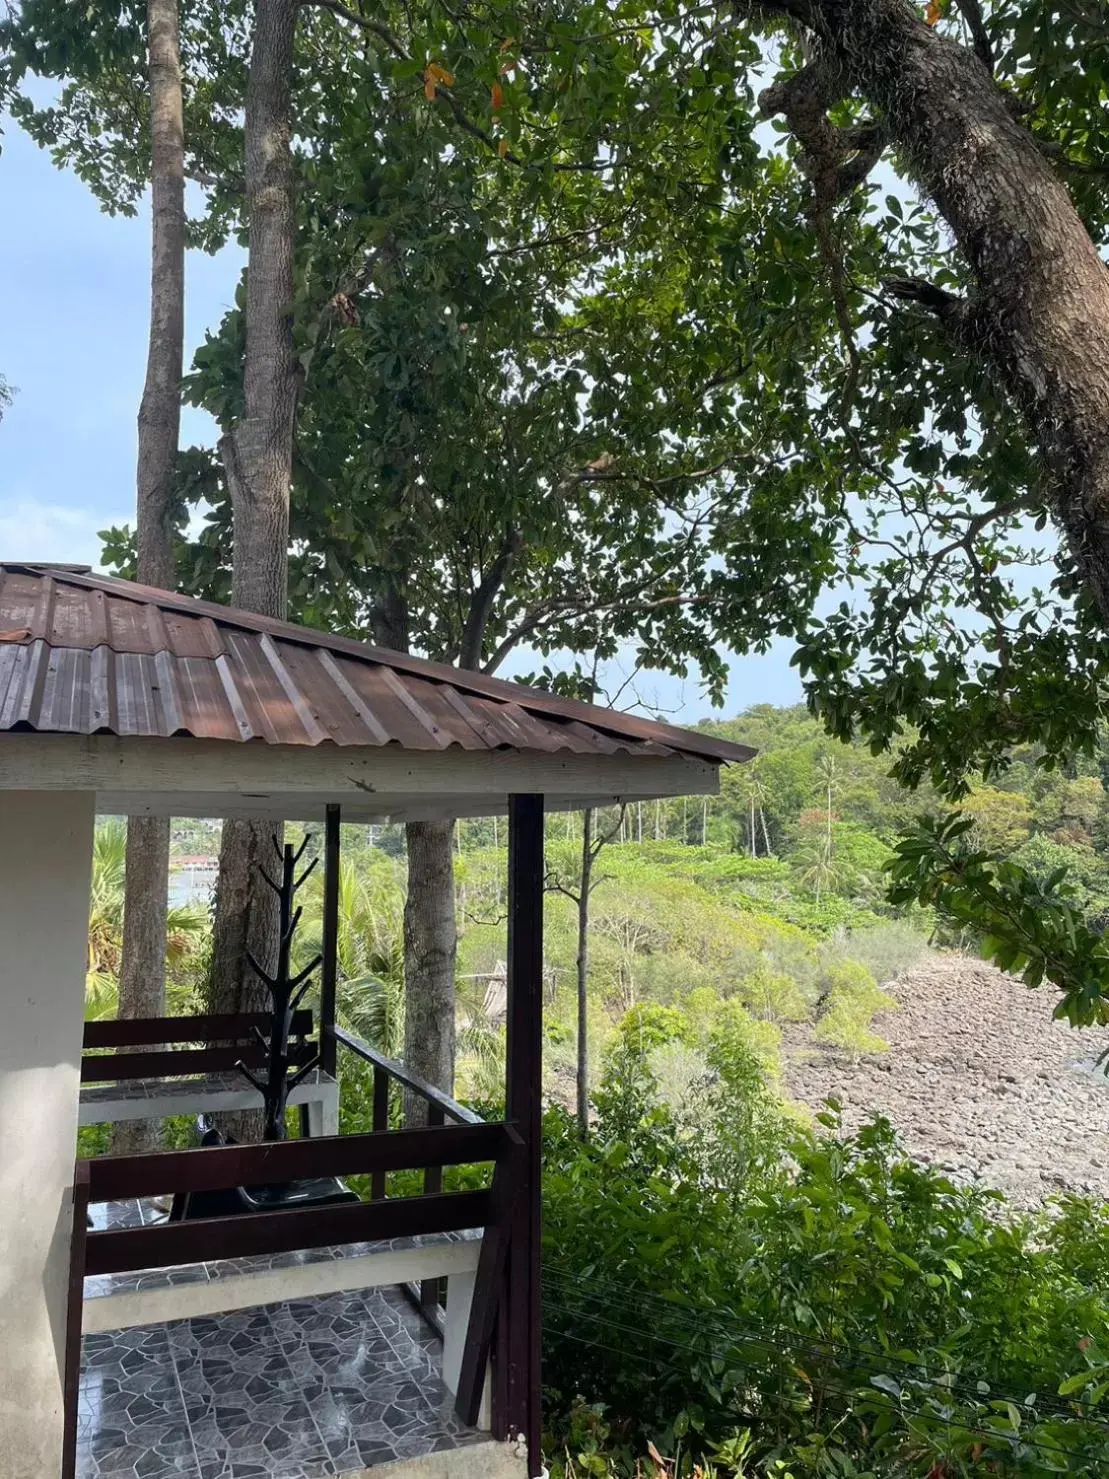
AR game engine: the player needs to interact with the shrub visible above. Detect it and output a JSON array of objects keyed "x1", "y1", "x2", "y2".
[
  {"x1": 813, "y1": 960, "x2": 895, "y2": 1054},
  {"x1": 684, "y1": 990, "x2": 783, "y2": 1073},
  {"x1": 734, "y1": 963, "x2": 812, "y2": 1022},
  {"x1": 618, "y1": 1003, "x2": 694, "y2": 1054},
  {"x1": 838, "y1": 919, "x2": 930, "y2": 985},
  {"x1": 543, "y1": 1063, "x2": 1109, "y2": 1476}
]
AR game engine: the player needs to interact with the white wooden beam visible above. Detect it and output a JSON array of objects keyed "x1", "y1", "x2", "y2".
[
  {"x1": 83, "y1": 1237, "x2": 479, "y2": 1334},
  {"x1": 0, "y1": 735, "x2": 722, "y2": 821}
]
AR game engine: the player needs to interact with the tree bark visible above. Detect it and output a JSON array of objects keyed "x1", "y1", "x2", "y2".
[
  {"x1": 575, "y1": 809, "x2": 594, "y2": 1138},
  {"x1": 772, "y1": 0, "x2": 1109, "y2": 617},
  {"x1": 114, "y1": 0, "x2": 186, "y2": 1155},
  {"x1": 219, "y1": 0, "x2": 298, "y2": 618},
  {"x1": 403, "y1": 818, "x2": 457, "y2": 1121},
  {"x1": 136, "y1": 0, "x2": 184, "y2": 593},
  {"x1": 209, "y1": 0, "x2": 299, "y2": 1049}
]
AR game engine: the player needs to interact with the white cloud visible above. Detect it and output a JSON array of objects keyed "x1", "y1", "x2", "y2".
[{"x1": 0, "y1": 498, "x2": 127, "y2": 570}]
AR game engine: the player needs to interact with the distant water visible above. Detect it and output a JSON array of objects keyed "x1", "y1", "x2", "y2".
[{"x1": 169, "y1": 867, "x2": 215, "y2": 908}]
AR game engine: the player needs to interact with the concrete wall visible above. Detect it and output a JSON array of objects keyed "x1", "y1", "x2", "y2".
[{"x1": 0, "y1": 792, "x2": 95, "y2": 1479}]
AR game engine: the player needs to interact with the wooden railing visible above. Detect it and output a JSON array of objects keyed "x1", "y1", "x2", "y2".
[
  {"x1": 331, "y1": 1024, "x2": 483, "y2": 1128},
  {"x1": 330, "y1": 1024, "x2": 483, "y2": 1320},
  {"x1": 81, "y1": 1010, "x2": 316, "y2": 1084},
  {"x1": 65, "y1": 1122, "x2": 522, "y2": 1477}
]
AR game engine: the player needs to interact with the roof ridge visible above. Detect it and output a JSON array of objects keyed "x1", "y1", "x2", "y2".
[{"x1": 0, "y1": 564, "x2": 754, "y2": 765}]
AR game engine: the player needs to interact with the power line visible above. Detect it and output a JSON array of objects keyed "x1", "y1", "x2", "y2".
[
  {"x1": 543, "y1": 1320, "x2": 1107, "y2": 1468},
  {"x1": 541, "y1": 1263, "x2": 1109, "y2": 1427}
]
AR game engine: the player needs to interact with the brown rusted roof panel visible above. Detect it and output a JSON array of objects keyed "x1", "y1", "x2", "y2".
[{"x1": 0, "y1": 564, "x2": 754, "y2": 765}]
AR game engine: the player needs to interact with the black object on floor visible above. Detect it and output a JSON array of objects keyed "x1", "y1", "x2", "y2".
[{"x1": 169, "y1": 1120, "x2": 358, "y2": 1222}]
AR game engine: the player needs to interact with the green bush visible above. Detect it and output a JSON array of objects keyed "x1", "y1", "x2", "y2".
[
  {"x1": 543, "y1": 1058, "x2": 1109, "y2": 1476},
  {"x1": 813, "y1": 960, "x2": 895, "y2": 1054},
  {"x1": 734, "y1": 963, "x2": 812, "y2": 1023},
  {"x1": 837, "y1": 920, "x2": 930, "y2": 986}
]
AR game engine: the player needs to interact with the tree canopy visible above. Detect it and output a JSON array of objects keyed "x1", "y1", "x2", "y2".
[{"x1": 6, "y1": 0, "x2": 1109, "y2": 1019}]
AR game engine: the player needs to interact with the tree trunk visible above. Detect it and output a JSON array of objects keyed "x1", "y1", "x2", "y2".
[
  {"x1": 219, "y1": 0, "x2": 297, "y2": 618},
  {"x1": 209, "y1": 0, "x2": 298, "y2": 1049},
  {"x1": 403, "y1": 819, "x2": 457, "y2": 1121},
  {"x1": 575, "y1": 808, "x2": 594, "y2": 1138},
  {"x1": 114, "y1": 0, "x2": 185, "y2": 1155},
  {"x1": 136, "y1": 0, "x2": 184, "y2": 592},
  {"x1": 802, "y1": 1, "x2": 1109, "y2": 616},
  {"x1": 368, "y1": 579, "x2": 461, "y2": 1117}
]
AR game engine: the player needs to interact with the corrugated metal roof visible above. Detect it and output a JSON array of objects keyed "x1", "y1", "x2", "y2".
[{"x1": 0, "y1": 565, "x2": 753, "y2": 765}]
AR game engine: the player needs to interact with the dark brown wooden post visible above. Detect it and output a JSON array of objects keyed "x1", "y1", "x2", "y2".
[
  {"x1": 62, "y1": 1161, "x2": 91, "y2": 1479},
  {"x1": 505, "y1": 793, "x2": 544, "y2": 1475},
  {"x1": 370, "y1": 1066, "x2": 389, "y2": 1200},
  {"x1": 320, "y1": 803, "x2": 341, "y2": 1079},
  {"x1": 422, "y1": 1101, "x2": 446, "y2": 1313}
]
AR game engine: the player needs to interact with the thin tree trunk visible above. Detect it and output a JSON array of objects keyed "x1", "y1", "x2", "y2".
[
  {"x1": 766, "y1": 1, "x2": 1109, "y2": 617},
  {"x1": 136, "y1": 0, "x2": 184, "y2": 592},
  {"x1": 208, "y1": 0, "x2": 298, "y2": 1090},
  {"x1": 367, "y1": 578, "x2": 460, "y2": 1114},
  {"x1": 114, "y1": 0, "x2": 185, "y2": 1155},
  {"x1": 575, "y1": 808, "x2": 593, "y2": 1138},
  {"x1": 403, "y1": 819, "x2": 457, "y2": 1120}
]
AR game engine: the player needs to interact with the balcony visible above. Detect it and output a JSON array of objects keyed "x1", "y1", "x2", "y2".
[{"x1": 71, "y1": 1027, "x2": 524, "y2": 1479}]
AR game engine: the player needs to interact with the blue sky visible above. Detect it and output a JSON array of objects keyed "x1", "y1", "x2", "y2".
[{"x1": 0, "y1": 120, "x2": 803, "y2": 722}]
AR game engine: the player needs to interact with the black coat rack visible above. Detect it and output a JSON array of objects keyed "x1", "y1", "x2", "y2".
[{"x1": 239, "y1": 836, "x2": 322, "y2": 1142}]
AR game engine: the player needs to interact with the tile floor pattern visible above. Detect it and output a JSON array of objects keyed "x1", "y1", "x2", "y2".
[{"x1": 79, "y1": 1201, "x2": 486, "y2": 1479}]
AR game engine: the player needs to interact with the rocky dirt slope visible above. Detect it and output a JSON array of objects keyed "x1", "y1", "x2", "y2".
[{"x1": 781, "y1": 955, "x2": 1109, "y2": 1207}]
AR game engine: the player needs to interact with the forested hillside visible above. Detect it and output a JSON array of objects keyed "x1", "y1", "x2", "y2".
[{"x1": 126, "y1": 703, "x2": 1109, "y2": 1117}]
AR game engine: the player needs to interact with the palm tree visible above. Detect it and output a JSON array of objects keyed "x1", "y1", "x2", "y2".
[
  {"x1": 456, "y1": 968, "x2": 506, "y2": 1104},
  {"x1": 85, "y1": 818, "x2": 208, "y2": 1019},
  {"x1": 87, "y1": 821, "x2": 128, "y2": 1006},
  {"x1": 299, "y1": 855, "x2": 406, "y2": 1056}
]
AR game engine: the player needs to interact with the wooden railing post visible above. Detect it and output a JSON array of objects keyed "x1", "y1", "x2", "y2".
[
  {"x1": 505, "y1": 794, "x2": 545, "y2": 1472},
  {"x1": 319, "y1": 804, "x2": 341, "y2": 1080},
  {"x1": 370, "y1": 1065, "x2": 390, "y2": 1201},
  {"x1": 62, "y1": 1161, "x2": 91, "y2": 1479},
  {"x1": 455, "y1": 1126, "x2": 525, "y2": 1428},
  {"x1": 421, "y1": 1101, "x2": 446, "y2": 1314}
]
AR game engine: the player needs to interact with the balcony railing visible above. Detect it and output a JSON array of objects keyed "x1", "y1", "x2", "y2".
[
  {"x1": 66, "y1": 1117, "x2": 523, "y2": 1478},
  {"x1": 329, "y1": 1023, "x2": 487, "y2": 1322}
]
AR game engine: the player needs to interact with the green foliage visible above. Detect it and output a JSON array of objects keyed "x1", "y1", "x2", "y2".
[
  {"x1": 297, "y1": 850, "x2": 406, "y2": 1057},
  {"x1": 887, "y1": 813, "x2": 1109, "y2": 1027},
  {"x1": 10, "y1": 0, "x2": 1109, "y2": 1053},
  {"x1": 617, "y1": 1005, "x2": 693, "y2": 1055},
  {"x1": 813, "y1": 962, "x2": 895, "y2": 1055},
  {"x1": 544, "y1": 1070, "x2": 1109, "y2": 1476},
  {"x1": 734, "y1": 965, "x2": 811, "y2": 1024},
  {"x1": 85, "y1": 818, "x2": 208, "y2": 1018}
]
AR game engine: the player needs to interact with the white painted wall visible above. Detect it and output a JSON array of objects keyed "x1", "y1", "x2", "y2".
[{"x1": 0, "y1": 792, "x2": 95, "y2": 1479}]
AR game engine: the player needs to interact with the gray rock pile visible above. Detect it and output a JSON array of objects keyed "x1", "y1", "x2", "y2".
[{"x1": 781, "y1": 955, "x2": 1109, "y2": 1208}]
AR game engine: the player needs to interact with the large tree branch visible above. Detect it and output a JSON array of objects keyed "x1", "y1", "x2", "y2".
[
  {"x1": 299, "y1": 0, "x2": 409, "y2": 57},
  {"x1": 458, "y1": 528, "x2": 524, "y2": 669},
  {"x1": 758, "y1": 57, "x2": 885, "y2": 418},
  {"x1": 483, "y1": 589, "x2": 720, "y2": 675},
  {"x1": 954, "y1": 0, "x2": 994, "y2": 74}
]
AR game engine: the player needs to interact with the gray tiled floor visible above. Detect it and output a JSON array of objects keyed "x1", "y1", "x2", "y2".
[{"x1": 79, "y1": 1202, "x2": 484, "y2": 1478}]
